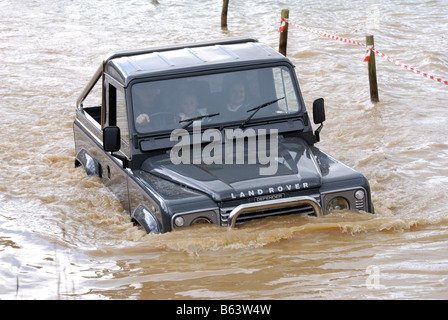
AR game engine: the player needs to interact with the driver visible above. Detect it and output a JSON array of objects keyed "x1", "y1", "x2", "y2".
[
  {"x1": 133, "y1": 84, "x2": 176, "y2": 131},
  {"x1": 133, "y1": 85, "x2": 159, "y2": 127}
]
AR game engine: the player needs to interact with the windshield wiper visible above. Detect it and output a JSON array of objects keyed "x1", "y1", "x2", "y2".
[
  {"x1": 179, "y1": 112, "x2": 220, "y2": 129},
  {"x1": 240, "y1": 97, "x2": 285, "y2": 128}
]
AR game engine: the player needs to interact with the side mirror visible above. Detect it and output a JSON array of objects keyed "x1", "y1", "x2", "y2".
[
  {"x1": 312, "y1": 98, "x2": 325, "y2": 143},
  {"x1": 103, "y1": 126, "x2": 121, "y2": 152},
  {"x1": 313, "y1": 98, "x2": 325, "y2": 124}
]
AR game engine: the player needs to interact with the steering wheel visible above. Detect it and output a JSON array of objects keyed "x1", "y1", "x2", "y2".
[{"x1": 136, "y1": 112, "x2": 176, "y2": 132}]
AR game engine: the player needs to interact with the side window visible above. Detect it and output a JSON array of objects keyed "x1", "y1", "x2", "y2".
[
  {"x1": 80, "y1": 76, "x2": 103, "y2": 124},
  {"x1": 272, "y1": 67, "x2": 300, "y2": 113},
  {"x1": 114, "y1": 88, "x2": 128, "y2": 140},
  {"x1": 108, "y1": 83, "x2": 131, "y2": 156}
]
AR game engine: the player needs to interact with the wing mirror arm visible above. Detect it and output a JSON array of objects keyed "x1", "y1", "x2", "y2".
[
  {"x1": 103, "y1": 126, "x2": 129, "y2": 168},
  {"x1": 313, "y1": 98, "x2": 326, "y2": 143}
]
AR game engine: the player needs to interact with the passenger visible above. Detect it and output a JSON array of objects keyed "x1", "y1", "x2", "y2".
[
  {"x1": 220, "y1": 77, "x2": 250, "y2": 119},
  {"x1": 178, "y1": 92, "x2": 205, "y2": 121},
  {"x1": 226, "y1": 81, "x2": 246, "y2": 112}
]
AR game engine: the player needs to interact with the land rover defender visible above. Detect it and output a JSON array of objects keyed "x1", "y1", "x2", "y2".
[{"x1": 73, "y1": 37, "x2": 374, "y2": 233}]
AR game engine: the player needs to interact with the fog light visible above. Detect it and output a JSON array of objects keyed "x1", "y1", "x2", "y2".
[
  {"x1": 327, "y1": 197, "x2": 349, "y2": 212},
  {"x1": 355, "y1": 189, "x2": 365, "y2": 200},
  {"x1": 174, "y1": 216, "x2": 185, "y2": 227}
]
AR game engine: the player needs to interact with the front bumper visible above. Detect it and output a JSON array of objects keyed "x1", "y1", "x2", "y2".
[{"x1": 226, "y1": 195, "x2": 322, "y2": 228}]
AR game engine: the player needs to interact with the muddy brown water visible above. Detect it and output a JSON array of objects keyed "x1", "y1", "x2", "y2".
[{"x1": 1, "y1": 0, "x2": 448, "y2": 299}]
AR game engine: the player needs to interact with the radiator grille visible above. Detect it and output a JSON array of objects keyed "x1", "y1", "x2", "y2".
[{"x1": 220, "y1": 195, "x2": 321, "y2": 226}]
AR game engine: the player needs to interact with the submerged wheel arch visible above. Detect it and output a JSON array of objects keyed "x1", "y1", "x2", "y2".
[
  {"x1": 75, "y1": 149, "x2": 102, "y2": 177},
  {"x1": 132, "y1": 205, "x2": 161, "y2": 234}
]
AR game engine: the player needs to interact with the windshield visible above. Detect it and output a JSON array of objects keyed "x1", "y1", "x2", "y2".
[{"x1": 131, "y1": 66, "x2": 302, "y2": 134}]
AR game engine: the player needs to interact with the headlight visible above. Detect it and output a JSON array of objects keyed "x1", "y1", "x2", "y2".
[
  {"x1": 327, "y1": 197, "x2": 349, "y2": 212},
  {"x1": 172, "y1": 210, "x2": 218, "y2": 228},
  {"x1": 191, "y1": 217, "x2": 212, "y2": 225}
]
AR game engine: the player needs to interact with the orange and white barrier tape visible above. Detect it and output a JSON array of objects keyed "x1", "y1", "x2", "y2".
[
  {"x1": 280, "y1": 18, "x2": 448, "y2": 86},
  {"x1": 364, "y1": 45, "x2": 374, "y2": 62}
]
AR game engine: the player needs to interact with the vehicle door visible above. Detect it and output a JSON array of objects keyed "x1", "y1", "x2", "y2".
[{"x1": 102, "y1": 77, "x2": 131, "y2": 213}]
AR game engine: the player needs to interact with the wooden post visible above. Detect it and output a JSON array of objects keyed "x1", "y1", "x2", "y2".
[
  {"x1": 278, "y1": 9, "x2": 289, "y2": 56},
  {"x1": 366, "y1": 35, "x2": 379, "y2": 102},
  {"x1": 221, "y1": 0, "x2": 229, "y2": 29}
]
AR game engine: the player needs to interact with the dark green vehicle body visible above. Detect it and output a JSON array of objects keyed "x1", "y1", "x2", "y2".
[{"x1": 73, "y1": 37, "x2": 374, "y2": 233}]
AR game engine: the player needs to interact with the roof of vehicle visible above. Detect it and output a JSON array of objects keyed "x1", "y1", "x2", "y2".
[{"x1": 104, "y1": 37, "x2": 290, "y2": 86}]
